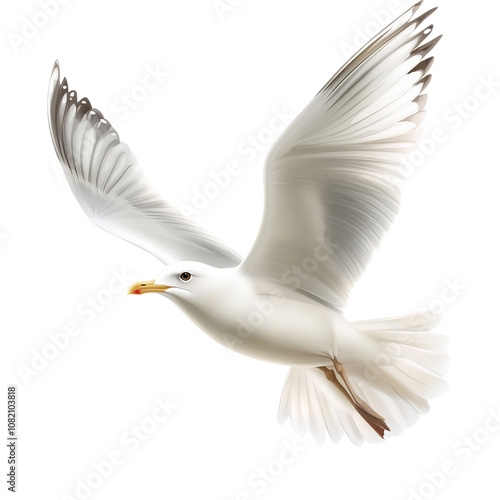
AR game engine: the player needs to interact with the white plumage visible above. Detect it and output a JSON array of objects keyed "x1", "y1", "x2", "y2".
[{"x1": 48, "y1": 1, "x2": 448, "y2": 444}]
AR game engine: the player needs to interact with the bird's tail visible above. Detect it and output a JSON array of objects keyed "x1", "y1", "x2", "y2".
[{"x1": 278, "y1": 311, "x2": 449, "y2": 445}]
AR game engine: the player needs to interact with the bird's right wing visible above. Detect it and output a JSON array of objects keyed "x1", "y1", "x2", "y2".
[
  {"x1": 242, "y1": 2, "x2": 439, "y2": 309},
  {"x1": 48, "y1": 61, "x2": 241, "y2": 268}
]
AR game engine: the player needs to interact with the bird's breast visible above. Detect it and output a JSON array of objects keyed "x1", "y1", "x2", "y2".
[{"x1": 181, "y1": 291, "x2": 338, "y2": 367}]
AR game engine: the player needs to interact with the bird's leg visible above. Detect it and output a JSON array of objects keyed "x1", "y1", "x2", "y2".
[
  {"x1": 332, "y1": 357, "x2": 386, "y2": 422},
  {"x1": 317, "y1": 360, "x2": 390, "y2": 438}
]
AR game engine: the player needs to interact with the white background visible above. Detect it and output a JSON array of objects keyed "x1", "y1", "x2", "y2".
[{"x1": 2, "y1": 0, "x2": 500, "y2": 499}]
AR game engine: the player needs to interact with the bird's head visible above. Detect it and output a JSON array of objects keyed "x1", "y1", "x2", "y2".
[{"x1": 127, "y1": 261, "x2": 224, "y2": 303}]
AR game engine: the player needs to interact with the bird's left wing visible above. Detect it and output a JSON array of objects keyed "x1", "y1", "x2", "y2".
[
  {"x1": 48, "y1": 61, "x2": 241, "y2": 267},
  {"x1": 242, "y1": 2, "x2": 440, "y2": 309}
]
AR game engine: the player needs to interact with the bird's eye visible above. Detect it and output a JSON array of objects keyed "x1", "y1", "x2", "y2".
[{"x1": 179, "y1": 272, "x2": 192, "y2": 282}]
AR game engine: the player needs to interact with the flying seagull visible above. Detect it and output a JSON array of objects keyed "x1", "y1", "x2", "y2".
[{"x1": 48, "y1": 1, "x2": 448, "y2": 444}]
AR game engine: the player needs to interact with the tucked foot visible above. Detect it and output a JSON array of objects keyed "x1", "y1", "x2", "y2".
[{"x1": 318, "y1": 360, "x2": 390, "y2": 439}]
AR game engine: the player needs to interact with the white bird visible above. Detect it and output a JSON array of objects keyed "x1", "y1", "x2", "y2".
[{"x1": 48, "y1": 1, "x2": 448, "y2": 444}]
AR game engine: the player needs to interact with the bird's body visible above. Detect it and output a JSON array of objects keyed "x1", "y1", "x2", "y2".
[
  {"x1": 47, "y1": 1, "x2": 449, "y2": 444},
  {"x1": 162, "y1": 264, "x2": 350, "y2": 367}
]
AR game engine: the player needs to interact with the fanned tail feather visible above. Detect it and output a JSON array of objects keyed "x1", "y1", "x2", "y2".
[{"x1": 278, "y1": 311, "x2": 449, "y2": 444}]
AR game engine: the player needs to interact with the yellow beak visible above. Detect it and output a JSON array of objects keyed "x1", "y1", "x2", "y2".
[{"x1": 127, "y1": 279, "x2": 171, "y2": 295}]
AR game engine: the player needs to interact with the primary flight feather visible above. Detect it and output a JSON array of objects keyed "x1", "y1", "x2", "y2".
[{"x1": 48, "y1": 1, "x2": 448, "y2": 445}]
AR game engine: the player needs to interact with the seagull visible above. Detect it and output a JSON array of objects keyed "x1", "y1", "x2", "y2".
[{"x1": 48, "y1": 1, "x2": 448, "y2": 445}]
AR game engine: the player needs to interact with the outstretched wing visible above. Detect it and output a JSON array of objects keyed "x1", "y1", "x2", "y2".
[
  {"x1": 48, "y1": 61, "x2": 241, "y2": 268},
  {"x1": 242, "y1": 2, "x2": 440, "y2": 309}
]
